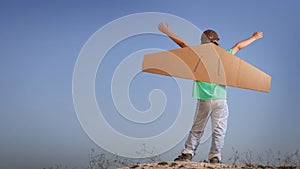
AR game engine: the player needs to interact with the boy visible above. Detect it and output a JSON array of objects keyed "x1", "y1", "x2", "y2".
[{"x1": 158, "y1": 23, "x2": 263, "y2": 163}]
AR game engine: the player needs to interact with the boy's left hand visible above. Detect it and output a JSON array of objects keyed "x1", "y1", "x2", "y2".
[{"x1": 158, "y1": 23, "x2": 170, "y2": 35}]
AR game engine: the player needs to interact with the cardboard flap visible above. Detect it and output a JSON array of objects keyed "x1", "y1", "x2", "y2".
[{"x1": 142, "y1": 43, "x2": 271, "y2": 92}]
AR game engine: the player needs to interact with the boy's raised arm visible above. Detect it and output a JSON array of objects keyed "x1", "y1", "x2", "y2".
[
  {"x1": 231, "y1": 32, "x2": 263, "y2": 55},
  {"x1": 158, "y1": 23, "x2": 189, "y2": 48}
]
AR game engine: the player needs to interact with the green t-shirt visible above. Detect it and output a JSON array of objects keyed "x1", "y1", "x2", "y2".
[{"x1": 192, "y1": 49, "x2": 234, "y2": 100}]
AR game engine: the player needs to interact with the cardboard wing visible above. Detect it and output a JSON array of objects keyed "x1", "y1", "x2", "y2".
[{"x1": 142, "y1": 43, "x2": 271, "y2": 92}]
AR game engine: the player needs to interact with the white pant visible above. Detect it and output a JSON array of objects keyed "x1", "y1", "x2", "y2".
[{"x1": 182, "y1": 99, "x2": 229, "y2": 161}]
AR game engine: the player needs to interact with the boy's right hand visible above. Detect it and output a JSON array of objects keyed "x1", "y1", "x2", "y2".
[{"x1": 253, "y1": 32, "x2": 263, "y2": 40}]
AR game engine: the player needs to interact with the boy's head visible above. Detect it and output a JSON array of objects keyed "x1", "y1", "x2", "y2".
[{"x1": 201, "y1": 29, "x2": 219, "y2": 45}]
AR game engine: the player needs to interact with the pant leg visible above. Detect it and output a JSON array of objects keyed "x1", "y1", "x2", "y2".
[
  {"x1": 182, "y1": 100, "x2": 212, "y2": 156},
  {"x1": 209, "y1": 100, "x2": 229, "y2": 161}
]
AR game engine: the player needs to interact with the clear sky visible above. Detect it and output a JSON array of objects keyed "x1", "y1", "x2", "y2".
[{"x1": 1, "y1": 0, "x2": 300, "y2": 168}]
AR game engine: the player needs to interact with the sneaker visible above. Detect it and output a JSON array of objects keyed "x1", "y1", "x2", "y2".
[
  {"x1": 174, "y1": 153, "x2": 192, "y2": 162},
  {"x1": 209, "y1": 157, "x2": 220, "y2": 164}
]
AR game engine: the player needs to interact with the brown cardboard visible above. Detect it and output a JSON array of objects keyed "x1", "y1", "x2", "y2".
[{"x1": 142, "y1": 43, "x2": 271, "y2": 92}]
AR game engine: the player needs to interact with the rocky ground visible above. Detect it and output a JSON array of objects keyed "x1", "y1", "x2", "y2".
[{"x1": 118, "y1": 161, "x2": 299, "y2": 169}]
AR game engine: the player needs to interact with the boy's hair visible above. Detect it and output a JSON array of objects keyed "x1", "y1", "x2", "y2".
[{"x1": 201, "y1": 29, "x2": 219, "y2": 45}]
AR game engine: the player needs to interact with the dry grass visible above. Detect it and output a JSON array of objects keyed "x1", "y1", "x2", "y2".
[{"x1": 45, "y1": 148, "x2": 300, "y2": 169}]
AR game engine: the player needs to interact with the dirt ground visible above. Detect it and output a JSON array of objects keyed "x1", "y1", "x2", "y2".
[{"x1": 118, "y1": 161, "x2": 299, "y2": 169}]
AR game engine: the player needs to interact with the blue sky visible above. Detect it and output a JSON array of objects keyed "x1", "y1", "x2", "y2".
[{"x1": 1, "y1": 0, "x2": 300, "y2": 168}]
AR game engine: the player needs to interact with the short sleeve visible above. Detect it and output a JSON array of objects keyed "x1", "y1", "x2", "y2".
[{"x1": 227, "y1": 49, "x2": 234, "y2": 54}]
